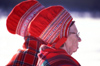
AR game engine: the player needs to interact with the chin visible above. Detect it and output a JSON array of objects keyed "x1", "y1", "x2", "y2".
[
  {"x1": 69, "y1": 52, "x2": 73, "y2": 55},
  {"x1": 73, "y1": 49, "x2": 78, "y2": 54},
  {"x1": 74, "y1": 49, "x2": 78, "y2": 52},
  {"x1": 71, "y1": 52, "x2": 76, "y2": 55}
]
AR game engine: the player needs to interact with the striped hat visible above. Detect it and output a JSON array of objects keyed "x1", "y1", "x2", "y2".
[
  {"x1": 6, "y1": 0, "x2": 45, "y2": 37},
  {"x1": 28, "y1": 5, "x2": 73, "y2": 48}
]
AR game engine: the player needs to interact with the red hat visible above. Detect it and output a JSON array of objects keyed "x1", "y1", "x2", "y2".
[
  {"x1": 28, "y1": 5, "x2": 73, "y2": 48},
  {"x1": 6, "y1": 0, "x2": 45, "y2": 37}
]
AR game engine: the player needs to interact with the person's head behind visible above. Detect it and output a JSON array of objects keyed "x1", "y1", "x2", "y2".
[{"x1": 6, "y1": 0, "x2": 45, "y2": 37}]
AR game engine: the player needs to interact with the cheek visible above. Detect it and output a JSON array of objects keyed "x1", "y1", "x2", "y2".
[
  {"x1": 72, "y1": 41, "x2": 78, "y2": 52},
  {"x1": 66, "y1": 34, "x2": 78, "y2": 48},
  {"x1": 69, "y1": 36, "x2": 77, "y2": 46},
  {"x1": 70, "y1": 36, "x2": 78, "y2": 50},
  {"x1": 71, "y1": 35, "x2": 78, "y2": 45}
]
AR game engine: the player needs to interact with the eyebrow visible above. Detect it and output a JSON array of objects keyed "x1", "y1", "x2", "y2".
[{"x1": 69, "y1": 32, "x2": 76, "y2": 34}]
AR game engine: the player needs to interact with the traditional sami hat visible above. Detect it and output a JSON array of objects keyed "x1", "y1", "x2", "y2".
[
  {"x1": 6, "y1": 0, "x2": 45, "y2": 37},
  {"x1": 28, "y1": 5, "x2": 73, "y2": 48}
]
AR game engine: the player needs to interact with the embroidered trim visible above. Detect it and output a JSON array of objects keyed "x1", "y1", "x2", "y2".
[{"x1": 39, "y1": 9, "x2": 72, "y2": 44}]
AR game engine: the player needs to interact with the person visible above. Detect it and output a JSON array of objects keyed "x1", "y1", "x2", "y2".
[
  {"x1": 28, "y1": 5, "x2": 81, "y2": 66},
  {"x1": 6, "y1": 0, "x2": 46, "y2": 66}
]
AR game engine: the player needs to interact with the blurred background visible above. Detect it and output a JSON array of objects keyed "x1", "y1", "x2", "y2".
[{"x1": 0, "y1": 0, "x2": 100, "y2": 66}]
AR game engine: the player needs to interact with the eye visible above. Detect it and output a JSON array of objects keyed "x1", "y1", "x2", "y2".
[
  {"x1": 69, "y1": 32, "x2": 80, "y2": 37},
  {"x1": 69, "y1": 32, "x2": 76, "y2": 35}
]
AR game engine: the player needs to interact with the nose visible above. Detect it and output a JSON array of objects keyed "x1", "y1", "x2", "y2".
[{"x1": 78, "y1": 37, "x2": 81, "y2": 42}]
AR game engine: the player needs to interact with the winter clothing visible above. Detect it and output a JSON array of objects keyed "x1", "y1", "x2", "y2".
[
  {"x1": 6, "y1": 0, "x2": 80, "y2": 66},
  {"x1": 37, "y1": 45, "x2": 81, "y2": 66},
  {"x1": 6, "y1": 36, "x2": 46, "y2": 66},
  {"x1": 6, "y1": 1, "x2": 45, "y2": 65}
]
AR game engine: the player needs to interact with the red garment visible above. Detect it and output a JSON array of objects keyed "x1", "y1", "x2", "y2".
[
  {"x1": 6, "y1": 36, "x2": 46, "y2": 66},
  {"x1": 37, "y1": 45, "x2": 81, "y2": 66}
]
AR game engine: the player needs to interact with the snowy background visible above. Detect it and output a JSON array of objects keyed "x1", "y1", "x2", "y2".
[{"x1": 0, "y1": 0, "x2": 100, "y2": 66}]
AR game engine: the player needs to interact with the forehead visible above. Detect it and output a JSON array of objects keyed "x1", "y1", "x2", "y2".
[{"x1": 69, "y1": 23, "x2": 78, "y2": 33}]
